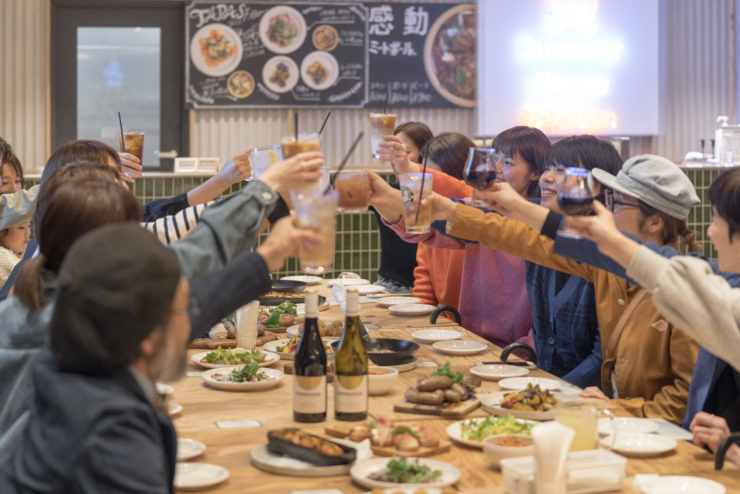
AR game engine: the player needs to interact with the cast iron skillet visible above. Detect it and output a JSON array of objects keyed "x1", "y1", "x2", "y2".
[
  {"x1": 271, "y1": 280, "x2": 308, "y2": 293},
  {"x1": 330, "y1": 338, "x2": 420, "y2": 366}
]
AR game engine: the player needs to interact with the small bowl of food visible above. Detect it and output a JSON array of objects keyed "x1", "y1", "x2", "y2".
[
  {"x1": 482, "y1": 434, "x2": 535, "y2": 468},
  {"x1": 367, "y1": 366, "x2": 399, "y2": 396}
]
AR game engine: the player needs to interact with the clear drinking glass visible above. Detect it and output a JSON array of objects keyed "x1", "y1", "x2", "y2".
[
  {"x1": 557, "y1": 168, "x2": 595, "y2": 238},
  {"x1": 246, "y1": 145, "x2": 282, "y2": 181},
  {"x1": 400, "y1": 173, "x2": 434, "y2": 233},
  {"x1": 464, "y1": 147, "x2": 498, "y2": 208},
  {"x1": 334, "y1": 171, "x2": 370, "y2": 213},
  {"x1": 370, "y1": 113, "x2": 397, "y2": 159},
  {"x1": 293, "y1": 189, "x2": 338, "y2": 274},
  {"x1": 118, "y1": 132, "x2": 145, "y2": 176},
  {"x1": 281, "y1": 132, "x2": 321, "y2": 159},
  {"x1": 554, "y1": 401, "x2": 614, "y2": 451}
]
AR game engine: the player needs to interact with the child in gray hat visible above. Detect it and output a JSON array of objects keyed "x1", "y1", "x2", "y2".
[{"x1": 0, "y1": 186, "x2": 38, "y2": 289}]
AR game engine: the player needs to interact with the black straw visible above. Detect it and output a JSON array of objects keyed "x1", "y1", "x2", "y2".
[
  {"x1": 415, "y1": 144, "x2": 430, "y2": 223},
  {"x1": 319, "y1": 112, "x2": 331, "y2": 134},
  {"x1": 325, "y1": 132, "x2": 364, "y2": 195},
  {"x1": 383, "y1": 93, "x2": 389, "y2": 114},
  {"x1": 294, "y1": 112, "x2": 299, "y2": 141},
  {"x1": 118, "y1": 112, "x2": 126, "y2": 152}
]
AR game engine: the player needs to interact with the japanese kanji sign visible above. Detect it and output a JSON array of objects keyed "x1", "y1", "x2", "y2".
[{"x1": 186, "y1": 2, "x2": 475, "y2": 109}]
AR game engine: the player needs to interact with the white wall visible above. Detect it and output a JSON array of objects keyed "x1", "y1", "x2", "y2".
[{"x1": 1, "y1": 0, "x2": 735, "y2": 169}]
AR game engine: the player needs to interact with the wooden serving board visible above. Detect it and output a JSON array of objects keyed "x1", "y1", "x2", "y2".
[
  {"x1": 323, "y1": 424, "x2": 452, "y2": 458},
  {"x1": 394, "y1": 397, "x2": 481, "y2": 419},
  {"x1": 189, "y1": 331, "x2": 278, "y2": 349}
]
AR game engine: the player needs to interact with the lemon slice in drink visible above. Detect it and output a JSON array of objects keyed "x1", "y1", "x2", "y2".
[{"x1": 268, "y1": 150, "x2": 278, "y2": 166}]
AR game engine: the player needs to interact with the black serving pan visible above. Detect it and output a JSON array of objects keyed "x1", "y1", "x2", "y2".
[
  {"x1": 267, "y1": 429, "x2": 356, "y2": 466},
  {"x1": 259, "y1": 295, "x2": 327, "y2": 306},
  {"x1": 271, "y1": 280, "x2": 308, "y2": 293},
  {"x1": 330, "y1": 338, "x2": 419, "y2": 366}
]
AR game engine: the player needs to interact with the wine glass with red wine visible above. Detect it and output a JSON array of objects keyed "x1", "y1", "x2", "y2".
[
  {"x1": 557, "y1": 167, "x2": 594, "y2": 238},
  {"x1": 464, "y1": 147, "x2": 497, "y2": 208}
]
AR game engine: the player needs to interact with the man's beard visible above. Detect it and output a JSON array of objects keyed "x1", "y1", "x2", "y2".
[{"x1": 149, "y1": 334, "x2": 188, "y2": 383}]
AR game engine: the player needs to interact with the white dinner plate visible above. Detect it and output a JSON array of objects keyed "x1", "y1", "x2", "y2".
[
  {"x1": 168, "y1": 402, "x2": 183, "y2": 416},
  {"x1": 497, "y1": 377, "x2": 561, "y2": 391},
  {"x1": 598, "y1": 417, "x2": 660, "y2": 435},
  {"x1": 355, "y1": 285, "x2": 386, "y2": 295},
  {"x1": 281, "y1": 275, "x2": 323, "y2": 285},
  {"x1": 446, "y1": 417, "x2": 537, "y2": 449},
  {"x1": 263, "y1": 338, "x2": 337, "y2": 361},
  {"x1": 376, "y1": 297, "x2": 422, "y2": 307},
  {"x1": 189, "y1": 23, "x2": 243, "y2": 77},
  {"x1": 201, "y1": 367, "x2": 285, "y2": 391},
  {"x1": 250, "y1": 438, "x2": 372, "y2": 477},
  {"x1": 328, "y1": 278, "x2": 369, "y2": 286},
  {"x1": 191, "y1": 350, "x2": 280, "y2": 369},
  {"x1": 155, "y1": 383, "x2": 174, "y2": 395},
  {"x1": 350, "y1": 457, "x2": 461, "y2": 490},
  {"x1": 294, "y1": 300, "x2": 331, "y2": 317},
  {"x1": 411, "y1": 329, "x2": 463, "y2": 342},
  {"x1": 391, "y1": 305, "x2": 437, "y2": 317},
  {"x1": 481, "y1": 391, "x2": 582, "y2": 421},
  {"x1": 262, "y1": 55, "x2": 300, "y2": 93},
  {"x1": 639, "y1": 476, "x2": 726, "y2": 494},
  {"x1": 362, "y1": 490, "x2": 463, "y2": 494},
  {"x1": 600, "y1": 432, "x2": 677, "y2": 457},
  {"x1": 470, "y1": 364, "x2": 529, "y2": 381},
  {"x1": 177, "y1": 438, "x2": 207, "y2": 461},
  {"x1": 300, "y1": 50, "x2": 340, "y2": 90},
  {"x1": 174, "y1": 463, "x2": 229, "y2": 490},
  {"x1": 434, "y1": 340, "x2": 488, "y2": 356},
  {"x1": 258, "y1": 5, "x2": 307, "y2": 55}
]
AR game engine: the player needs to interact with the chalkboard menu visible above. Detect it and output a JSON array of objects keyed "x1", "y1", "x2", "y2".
[{"x1": 185, "y1": 2, "x2": 475, "y2": 109}]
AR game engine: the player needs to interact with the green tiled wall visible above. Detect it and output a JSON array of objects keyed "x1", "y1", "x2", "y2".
[{"x1": 25, "y1": 168, "x2": 719, "y2": 282}]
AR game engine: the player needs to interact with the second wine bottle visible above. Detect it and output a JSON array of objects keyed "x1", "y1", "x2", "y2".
[{"x1": 334, "y1": 287, "x2": 369, "y2": 421}]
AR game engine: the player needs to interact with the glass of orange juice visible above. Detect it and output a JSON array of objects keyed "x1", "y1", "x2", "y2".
[{"x1": 554, "y1": 402, "x2": 614, "y2": 451}]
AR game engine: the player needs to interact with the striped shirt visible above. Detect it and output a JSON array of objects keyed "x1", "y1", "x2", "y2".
[{"x1": 142, "y1": 202, "x2": 213, "y2": 245}]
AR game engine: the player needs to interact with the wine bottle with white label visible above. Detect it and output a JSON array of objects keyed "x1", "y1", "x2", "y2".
[
  {"x1": 334, "y1": 287, "x2": 368, "y2": 421},
  {"x1": 293, "y1": 288, "x2": 327, "y2": 423}
]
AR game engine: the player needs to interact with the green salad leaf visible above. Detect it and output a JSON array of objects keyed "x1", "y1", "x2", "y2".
[
  {"x1": 226, "y1": 361, "x2": 265, "y2": 382},
  {"x1": 460, "y1": 415, "x2": 535, "y2": 442},
  {"x1": 381, "y1": 457, "x2": 443, "y2": 484},
  {"x1": 391, "y1": 426, "x2": 419, "y2": 440},
  {"x1": 202, "y1": 347, "x2": 266, "y2": 365}
]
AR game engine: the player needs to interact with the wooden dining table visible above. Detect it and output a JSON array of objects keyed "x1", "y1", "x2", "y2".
[{"x1": 173, "y1": 282, "x2": 740, "y2": 494}]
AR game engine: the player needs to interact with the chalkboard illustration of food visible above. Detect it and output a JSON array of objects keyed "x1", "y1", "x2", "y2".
[
  {"x1": 259, "y1": 6, "x2": 307, "y2": 55},
  {"x1": 262, "y1": 56, "x2": 300, "y2": 94},
  {"x1": 424, "y1": 5, "x2": 476, "y2": 108},
  {"x1": 313, "y1": 25, "x2": 339, "y2": 52},
  {"x1": 300, "y1": 51, "x2": 339, "y2": 91},
  {"x1": 227, "y1": 71, "x2": 255, "y2": 99},
  {"x1": 190, "y1": 23, "x2": 243, "y2": 77}
]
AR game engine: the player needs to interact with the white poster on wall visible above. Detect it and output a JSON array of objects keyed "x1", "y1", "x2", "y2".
[{"x1": 477, "y1": 0, "x2": 660, "y2": 137}]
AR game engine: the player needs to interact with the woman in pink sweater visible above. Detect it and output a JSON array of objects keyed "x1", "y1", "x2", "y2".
[{"x1": 371, "y1": 127, "x2": 550, "y2": 349}]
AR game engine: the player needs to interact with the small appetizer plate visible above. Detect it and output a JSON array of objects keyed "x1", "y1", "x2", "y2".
[
  {"x1": 155, "y1": 383, "x2": 174, "y2": 395},
  {"x1": 167, "y1": 402, "x2": 183, "y2": 416},
  {"x1": 355, "y1": 285, "x2": 386, "y2": 295},
  {"x1": 598, "y1": 417, "x2": 660, "y2": 435},
  {"x1": 639, "y1": 476, "x2": 726, "y2": 494},
  {"x1": 470, "y1": 364, "x2": 529, "y2": 381},
  {"x1": 600, "y1": 432, "x2": 677, "y2": 457},
  {"x1": 350, "y1": 458, "x2": 460, "y2": 490},
  {"x1": 376, "y1": 297, "x2": 422, "y2": 307},
  {"x1": 190, "y1": 350, "x2": 280, "y2": 369},
  {"x1": 434, "y1": 340, "x2": 488, "y2": 356},
  {"x1": 446, "y1": 417, "x2": 537, "y2": 449},
  {"x1": 391, "y1": 304, "x2": 437, "y2": 317},
  {"x1": 497, "y1": 377, "x2": 561, "y2": 391},
  {"x1": 481, "y1": 392, "x2": 582, "y2": 421},
  {"x1": 201, "y1": 367, "x2": 285, "y2": 392},
  {"x1": 411, "y1": 329, "x2": 463, "y2": 342},
  {"x1": 263, "y1": 338, "x2": 337, "y2": 361},
  {"x1": 174, "y1": 463, "x2": 229, "y2": 490},
  {"x1": 176, "y1": 438, "x2": 207, "y2": 461},
  {"x1": 281, "y1": 275, "x2": 323, "y2": 285},
  {"x1": 328, "y1": 278, "x2": 369, "y2": 286},
  {"x1": 250, "y1": 438, "x2": 372, "y2": 477}
]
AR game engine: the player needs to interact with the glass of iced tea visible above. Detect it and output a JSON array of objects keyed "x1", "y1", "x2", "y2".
[
  {"x1": 334, "y1": 171, "x2": 370, "y2": 213},
  {"x1": 400, "y1": 172, "x2": 433, "y2": 233},
  {"x1": 293, "y1": 189, "x2": 338, "y2": 274},
  {"x1": 555, "y1": 402, "x2": 614, "y2": 451},
  {"x1": 247, "y1": 145, "x2": 282, "y2": 181},
  {"x1": 370, "y1": 113, "x2": 396, "y2": 159},
  {"x1": 281, "y1": 132, "x2": 321, "y2": 159},
  {"x1": 118, "y1": 132, "x2": 145, "y2": 176}
]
